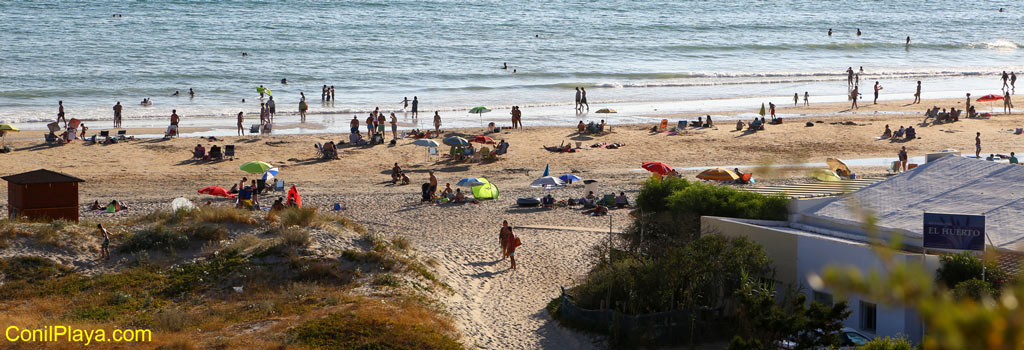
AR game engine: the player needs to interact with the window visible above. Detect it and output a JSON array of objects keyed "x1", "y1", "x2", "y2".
[
  {"x1": 813, "y1": 291, "x2": 833, "y2": 306},
  {"x1": 860, "y1": 301, "x2": 877, "y2": 333}
]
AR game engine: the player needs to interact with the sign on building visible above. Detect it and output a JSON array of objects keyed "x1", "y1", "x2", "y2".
[{"x1": 923, "y1": 213, "x2": 985, "y2": 251}]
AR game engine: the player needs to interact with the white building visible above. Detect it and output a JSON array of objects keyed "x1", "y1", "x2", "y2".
[{"x1": 702, "y1": 155, "x2": 1024, "y2": 344}]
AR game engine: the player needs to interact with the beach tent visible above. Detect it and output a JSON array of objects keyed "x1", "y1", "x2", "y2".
[
  {"x1": 472, "y1": 178, "x2": 499, "y2": 200},
  {"x1": 696, "y1": 168, "x2": 740, "y2": 181},
  {"x1": 530, "y1": 176, "x2": 566, "y2": 189},
  {"x1": 811, "y1": 169, "x2": 841, "y2": 182},
  {"x1": 198, "y1": 186, "x2": 235, "y2": 199}
]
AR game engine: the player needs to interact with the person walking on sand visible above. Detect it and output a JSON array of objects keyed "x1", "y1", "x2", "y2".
[
  {"x1": 575, "y1": 87, "x2": 582, "y2": 111},
  {"x1": 1005, "y1": 91, "x2": 1013, "y2": 114},
  {"x1": 390, "y1": 113, "x2": 398, "y2": 140},
  {"x1": 299, "y1": 98, "x2": 308, "y2": 123},
  {"x1": 97, "y1": 224, "x2": 110, "y2": 261},
  {"x1": 113, "y1": 101, "x2": 123, "y2": 128},
  {"x1": 267, "y1": 96, "x2": 276, "y2": 122},
  {"x1": 499, "y1": 220, "x2": 513, "y2": 258},
  {"x1": 976, "y1": 132, "x2": 982, "y2": 158},
  {"x1": 411, "y1": 96, "x2": 419, "y2": 118},
  {"x1": 580, "y1": 87, "x2": 589, "y2": 111},
  {"x1": 873, "y1": 81, "x2": 882, "y2": 104},
  {"x1": 850, "y1": 86, "x2": 859, "y2": 109},
  {"x1": 505, "y1": 224, "x2": 520, "y2": 270},
  {"x1": 794, "y1": 93, "x2": 799, "y2": 106},
  {"x1": 898, "y1": 146, "x2": 908, "y2": 172},
  {"x1": 236, "y1": 111, "x2": 245, "y2": 136},
  {"x1": 433, "y1": 111, "x2": 441, "y2": 134},
  {"x1": 57, "y1": 100, "x2": 67, "y2": 128},
  {"x1": 804, "y1": 91, "x2": 809, "y2": 106},
  {"x1": 914, "y1": 81, "x2": 921, "y2": 104},
  {"x1": 1002, "y1": 71, "x2": 1010, "y2": 90},
  {"x1": 79, "y1": 123, "x2": 87, "y2": 140}
]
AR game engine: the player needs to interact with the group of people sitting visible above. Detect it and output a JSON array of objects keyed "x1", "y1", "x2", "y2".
[
  {"x1": 985, "y1": 152, "x2": 1020, "y2": 163},
  {"x1": 439, "y1": 183, "x2": 468, "y2": 203},
  {"x1": 737, "y1": 116, "x2": 778, "y2": 132},
  {"x1": 88, "y1": 200, "x2": 130, "y2": 212},
  {"x1": 925, "y1": 106, "x2": 970, "y2": 123},
  {"x1": 577, "y1": 120, "x2": 607, "y2": 134},
  {"x1": 689, "y1": 115, "x2": 714, "y2": 128},
  {"x1": 319, "y1": 141, "x2": 339, "y2": 159},
  {"x1": 390, "y1": 163, "x2": 411, "y2": 185},
  {"x1": 880, "y1": 124, "x2": 916, "y2": 140},
  {"x1": 192, "y1": 143, "x2": 224, "y2": 160}
]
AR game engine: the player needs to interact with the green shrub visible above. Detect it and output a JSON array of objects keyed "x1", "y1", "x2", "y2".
[
  {"x1": 634, "y1": 176, "x2": 691, "y2": 212},
  {"x1": 392, "y1": 236, "x2": 411, "y2": 251},
  {"x1": 936, "y1": 252, "x2": 1008, "y2": 290},
  {"x1": 280, "y1": 206, "x2": 317, "y2": 227},
  {"x1": 291, "y1": 309, "x2": 462, "y2": 350},
  {"x1": 374, "y1": 273, "x2": 402, "y2": 287},
  {"x1": 952, "y1": 279, "x2": 995, "y2": 301},
  {"x1": 278, "y1": 227, "x2": 310, "y2": 249},
  {"x1": 858, "y1": 335, "x2": 913, "y2": 350},
  {"x1": 117, "y1": 224, "x2": 189, "y2": 254},
  {"x1": 0, "y1": 256, "x2": 67, "y2": 283},
  {"x1": 183, "y1": 222, "x2": 228, "y2": 241}
]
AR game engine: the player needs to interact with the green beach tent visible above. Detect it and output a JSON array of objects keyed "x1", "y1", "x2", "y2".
[{"x1": 471, "y1": 178, "x2": 499, "y2": 200}]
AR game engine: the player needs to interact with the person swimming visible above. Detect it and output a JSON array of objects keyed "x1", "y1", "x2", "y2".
[
  {"x1": 828, "y1": 28, "x2": 832, "y2": 36},
  {"x1": 502, "y1": 62, "x2": 508, "y2": 69},
  {"x1": 172, "y1": 90, "x2": 179, "y2": 96},
  {"x1": 281, "y1": 78, "x2": 287, "y2": 84},
  {"x1": 856, "y1": 28, "x2": 862, "y2": 36}
]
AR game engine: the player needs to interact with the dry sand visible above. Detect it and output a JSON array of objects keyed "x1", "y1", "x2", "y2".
[{"x1": 2, "y1": 97, "x2": 1024, "y2": 349}]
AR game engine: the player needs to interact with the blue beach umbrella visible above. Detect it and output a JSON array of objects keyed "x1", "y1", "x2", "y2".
[
  {"x1": 443, "y1": 136, "x2": 470, "y2": 147},
  {"x1": 262, "y1": 167, "x2": 279, "y2": 181},
  {"x1": 457, "y1": 177, "x2": 487, "y2": 187},
  {"x1": 542, "y1": 164, "x2": 550, "y2": 177},
  {"x1": 559, "y1": 174, "x2": 581, "y2": 183},
  {"x1": 530, "y1": 176, "x2": 565, "y2": 189}
]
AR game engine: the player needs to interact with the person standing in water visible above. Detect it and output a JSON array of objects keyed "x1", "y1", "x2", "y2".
[
  {"x1": 433, "y1": 111, "x2": 442, "y2": 134},
  {"x1": 873, "y1": 81, "x2": 882, "y2": 104},
  {"x1": 411, "y1": 96, "x2": 419, "y2": 118},
  {"x1": 267, "y1": 96, "x2": 276, "y2": 123},
  {"x1": 846, "y1": 67, "x2": 854, "y2": 87},
  {"x1": 236, "y1": 111, "x2": 245, "y2": 136},
  {"x1": 803, "y1": 91, "x2": 809, "y2": 106},
  {"x1": 298, "y1": 98, "x2": 308, "y2": 123},
  {"x1": 906, "y1": 36, "x2": 911, "y2": 46},
  {"x1": 580, "y1": 87, "x2": 589, "y2": 111},
  {"x1": 401, "y1": 97, "x2": 409, "y2": 111},
  {"x1": 259, "y1": 85, "x2": 265, "y2": 99},
  {"x1": 1012, "y1": 72, "x2": 1018, "y2": 93},
  {"x1": 828, "y1": 28, "x2": 832, "y2": 36},
  {"x1": 914, "y1": 81, "x2": 922, "y2": 104},
  {"x1": 330, "y1": 86, "x2": 335, "y2": 102},
  {"x1": 189, "y1": 88, "x2": 195, "y2": 99},
  {"x1": 113, "y1": 101, "x2": 123, "y2": 128},
  {"x1": 574, "y1": 87, "x2": 581, "y2": 111},
  {"x1": 1003, "y1": 71, "x2": 1010, "y2": 90},
  {"x1": 856, "y1": 28, "x2": 862, "y2": 36}
]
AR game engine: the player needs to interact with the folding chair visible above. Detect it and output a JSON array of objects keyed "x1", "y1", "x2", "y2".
[
  {"x1": 117, "y1": 130, "x2": 127, "y2": 140},
  {"x1": 225, "y1": 145, "x2": 235, "y2": 160},
  {"x1": 275, "y1": 180, "x2": 285, "y2": 192},
  {"x1": 314, "y1": 142, "x2": 323, "y2": 158}
]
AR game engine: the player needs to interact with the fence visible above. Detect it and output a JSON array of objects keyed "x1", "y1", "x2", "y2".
[{"x1": 556, "y1": 288, "x2": 725, "y2": 345}]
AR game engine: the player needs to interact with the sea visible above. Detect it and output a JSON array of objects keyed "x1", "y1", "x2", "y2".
[{"x1": 2, "y1": 0, "x2": 1023, "y2": 137}]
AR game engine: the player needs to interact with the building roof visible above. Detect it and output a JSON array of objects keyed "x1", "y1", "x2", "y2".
[
  {"x1": 2, "y1": 169, "x2": 85, "y2": 184},
  {"x1": 800, "y1": 156, "x2": 1024, "y2": 251}
]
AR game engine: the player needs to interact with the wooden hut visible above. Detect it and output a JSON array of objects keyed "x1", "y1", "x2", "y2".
[{"x1": 3, "y1": 169, "x2": 84, "y2": 222}]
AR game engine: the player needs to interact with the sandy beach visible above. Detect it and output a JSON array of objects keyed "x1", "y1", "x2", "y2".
[{"x1": 2, "y1": 96, "x2": 1024, "y2": 349}]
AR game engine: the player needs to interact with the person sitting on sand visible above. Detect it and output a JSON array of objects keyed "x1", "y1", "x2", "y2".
[
  {"x1": 705, "y1": 115, "x2": 713, "y2": 127},
  {"x1": 442, "y1": 183, "x2": 454, "y2": 198},
  {"x1": 391, "y1": 163, "x2": 403, "y2": 184},
  {"x1": 893, "y1": 126, "x2": 905, "y2": 139},
  {"x1": 454, "y1": 188, "x2": 466, "y2": 203},
  {"x1": 614, "y1": 192, "x2": 629, "y2": 208},
  {"x1": 89, "y1": 200, "x2": 102, "y2": 210},
  {"x1": 209, "y1": 144, "x2": 222, "y2": 159},
  {"x1": 322, "y1": 141, "x2": 338, "y2": 159},
  {"x1": 577, "y1": 121, "x2": 586, "y2": 133},
  {"x1": 400, "y1": 172, "x2": 410, "y2": 185},
  {"x1": 542, "y1": 194, "x2": 556, "y2": 208},
  {"x1": 882, "y1": 124, "x2": 891, "y2": 138},
  {"x1": 583, "y1": 204, "x2": 608, "y2": 216},
  {"x1": 905, "y1": 126, "x2": 916, "y2": 140},
  {"x1": 193, "y1": 144, "x2": 205, "y2": 159},
  {"x1": 270, "y1": 197, "x2": 285, "y2": 212},
  {"x1": 585, "y1": 191, "x2": 597, "y2": 207}
]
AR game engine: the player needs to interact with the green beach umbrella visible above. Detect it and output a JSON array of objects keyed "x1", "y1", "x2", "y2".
[
  {"x1": 240, "y1": 161, "x2": 272, "y2": 174},
  {"x1": 759, "y1": 103, "x2": 765, "y2": 117},
  {"x1": 469, "y1": 106, "x2": 491, "y2": 128}
]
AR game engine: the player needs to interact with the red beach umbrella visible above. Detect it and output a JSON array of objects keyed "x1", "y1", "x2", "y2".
[
  {"x1": 198, "y1": 186, "x2": 235, "y2": 199},
  {"x1": 976, "y1": 94, "x2": 1004, "y2": 102},
  {"x1": 641, "y1": 161, "x2": 674, "y2": 175},
  {"x1": 472, "y1": 135, "x2": 496, "y2": 144}
]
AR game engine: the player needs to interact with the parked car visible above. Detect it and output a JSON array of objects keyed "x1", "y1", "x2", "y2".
[{"x1": 780, "y1": 327, "x2": 873, "y2": 349}]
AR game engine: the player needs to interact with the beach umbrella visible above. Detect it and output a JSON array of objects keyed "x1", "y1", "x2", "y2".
[
  {"x1": 596, "y1": 108, "x2": 616, "y2": 113},
  {"x1": 559, "y1": 174, "x2": 581, "y2": 183},
  {"x1": 542, "y1": 164, "x2": 550, "y2": 177},
  {"x1": 262, "y1": 167, "x2": 279, "y2": 181},
  {"x1": 412, "y1": 139, "x2": 440, "y2": 147},
  {"x1": 696, "y1": 168, "x2": 740, "y2": 181},
  {"x1": 759, "y1": 103, "x2": 766, "y2": 117},
  {"x1": 977, "y1": 94, "x2": 1004, "y2": 102},
  {"x1": 443, "y1": 136, "x2": 470, "y2": 147},
  {"x1": 198, "y1": 186, "x2": 235, "y2": 199},
  {"x1": 472, "y1": 178, "x2": 499, "y2": 200},
  {"x1": 471, "y1": 135, "x2": 496, "y2": 144},
  {"x1": 469, "y1": 106, "x2": 491, "y2": 128},
  {"x1": 811, "y1": 169, "x2": 841, "y2": 182},
  {"x1": 457, "y1": 177, "x2": 487, "y2": 187},
  {"x1": 0, "y1": 123, "x2": 18, "y2": 147},
  {"x1": 240, "y1": 161, "x2": 272, "y2": 174},
  {"x1": 826, "y1": 158, "x2": 850, "y2": 175},
  {"x1": 530, "y1": 176, "x2": 566, "y2": 189},
  {"x1": 641, "y1": 161, "x2": 674, "y2": 175}
]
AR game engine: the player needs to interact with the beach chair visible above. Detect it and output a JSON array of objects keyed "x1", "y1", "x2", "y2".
[
  {"x1": 250, "y1": 125, "x2": 260, "y2": 133},
  {"x1": 99, "y1": 130, "x2": 110, "y2": 138},
  {"x1": 44, "y1": 133, "x2": 58, "y2": 145},
  {"x1": 428, "y1": 147, "x2": 438, "y2": 159},
  {"x1": 275, "y1": 180, "x2": 285, "y2": 192},
  {"x1": 225, "y1": 145, "x2": 235, "y2": 159},
  {"x1": 314, "y1": 142, "x2": 323, "y2": 158},
  {"x1": 117, "y1": 130, "x2": 127, "y2": 140}
]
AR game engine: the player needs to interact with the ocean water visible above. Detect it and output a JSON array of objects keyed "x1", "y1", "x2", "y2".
[{"x1": 2, "y1": 0, "x2": 1023, "y2": 134}]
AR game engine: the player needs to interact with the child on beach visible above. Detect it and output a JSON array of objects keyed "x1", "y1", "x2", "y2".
[{"x1": 97, "y1": 224, "x2": 110, "y2": 261}]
